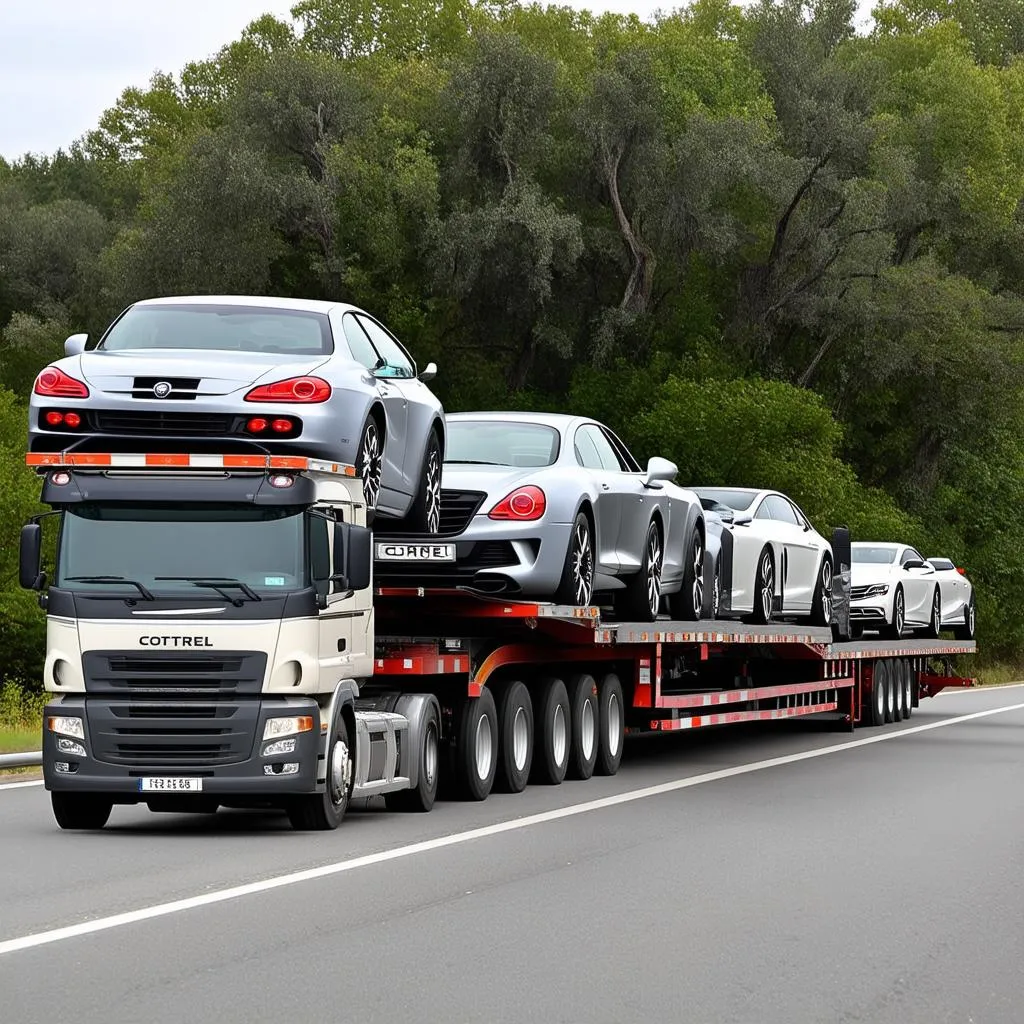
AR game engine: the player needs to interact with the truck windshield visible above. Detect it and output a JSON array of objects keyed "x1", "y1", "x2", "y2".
[{"x1": 57, "y1": 504, "x2": 307, "y2": 597}]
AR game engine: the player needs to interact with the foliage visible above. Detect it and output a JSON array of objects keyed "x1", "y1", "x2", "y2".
[{"x1": 1, "y1": 0, "x2": 1023, "y2": 689}]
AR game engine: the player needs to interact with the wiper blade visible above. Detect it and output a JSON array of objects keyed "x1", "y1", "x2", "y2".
[
  {"x1": 155, "y1": 576, "x2": 262, "y2": 605},
  {"x1": 64, "y1": 576, "x2": 155, "y2": 601}
]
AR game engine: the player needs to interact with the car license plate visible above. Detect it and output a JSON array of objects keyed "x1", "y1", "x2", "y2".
[
  {"x1": 375, "y1": 542, "x2": 456, "y2": 562},
  {"x1": 138, "y1": 777, "x2": 203, "y2": 793}
]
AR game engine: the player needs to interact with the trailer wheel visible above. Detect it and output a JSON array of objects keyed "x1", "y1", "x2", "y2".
[
  {"x1": 452, "y1": 689, "x2": 498, "y2": 801},
  {"x1": 51, "y1": 792, "x2": 112, "y2": 830},
  {"x1": 288, "y1": 710, "x2": 354, "y2": 830},
  {"x1": 566, "y1": 673, "x2": 599, "y2": 780},
  {"x1": 901, "y1": 661, "x2": 913, "y2": 719},
  {"x1": 883, "y1": 660, "x2": 896, "y2": 723},
  {"x1": 493, "y1": 680, "x2": 533, "y2": 793},
  {"x1": 868, "y1": 661, "x2": 887, "y2": 727},
  {"x1": 531, "y1": 676, "x2": 571, "y2": 785},
  {"x1": 385, "y1": 702, "x2": 441, "y2": 812},
  {"x1": 595, "y1": 672, "x2": 625, "y2": 776},
  {"x1": 892, "y1": 660, "x2": 905, "y2": 721}
]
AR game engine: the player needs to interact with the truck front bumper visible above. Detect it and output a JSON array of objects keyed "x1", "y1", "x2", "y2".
[{"x1": 42, "y1": 696, "x2": 324, "y2": 801}]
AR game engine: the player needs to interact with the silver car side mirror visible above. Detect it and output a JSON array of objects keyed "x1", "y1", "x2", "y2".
[
  {"x1": 419, "y1": 361, "x2": 437, "y2": 382},
  {"x1": 643, "y1": 456, "x2": 677, "y2": 488},
  {"x1": 64, "y1": 333, "x2": 88, "y2": 356}
]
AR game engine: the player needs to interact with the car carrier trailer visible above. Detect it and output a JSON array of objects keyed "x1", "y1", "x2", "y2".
[{"x1": 19, "y1": 450, "x2": 977, "y2": 830}]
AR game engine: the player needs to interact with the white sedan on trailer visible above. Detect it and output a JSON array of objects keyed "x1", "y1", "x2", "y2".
[
  {"x1": 850, "y1": 543, "x2": 976, "y2": 639},
  {"x1": 693, "y1": 487, "x2": 834, "y2": 626}
]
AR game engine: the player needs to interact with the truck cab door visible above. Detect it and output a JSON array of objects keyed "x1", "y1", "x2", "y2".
[{"x1": 310, "y1": 512, "x2": 355, "y2": 674}]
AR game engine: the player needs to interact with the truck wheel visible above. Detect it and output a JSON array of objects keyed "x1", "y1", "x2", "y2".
[
  {"x1": 566, "y1": 673, "x2": 599, "y2": 780},
  {"x1": 868, "y1": 661, "x2": 887, "y2": 727},
  {"x1": 595, "y1": 672, "x2": 624, "y2": 776},
  {"x1": 51, "y1": 792, "x2": 112, "y2": 830},
  {"x1": 530, "y1": 676, "x2": 571, "y2": 785},
  {"x1": 901, "y1": 661, "x2": 913, "y2": 720},
  {"x1": 892, "y1": 660, "x2": 905, "y2": 720},
  {"x1": 385, "y1": 702, "x2": 440, "y2": 812},
  {"x1": 883, "y1": 659, "x2": 896, "y2": 723},
  {"x1": 452, "y1": 689, "x2": 498, "y2": 801},
  {"x1": 494, "y1": 681, "x2": 533, "y2": 793},
  {"x1": 288, "y1": 711, "x2": 353, "y2": 830}
]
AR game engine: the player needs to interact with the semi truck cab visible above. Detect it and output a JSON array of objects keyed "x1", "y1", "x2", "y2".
[{"x1": 19, "y1": 451, "x2": 440, "y2": 830}]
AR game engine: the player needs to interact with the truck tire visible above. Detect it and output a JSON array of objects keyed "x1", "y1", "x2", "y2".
[
  {"x1": 892, "y1": 660, "x2": 905, "y2": 720},
  {"x1": 530, "y1": 676, "x2": 571, "y2": 785},
  {"x1": 883, "y1": 659, "x2": 896, "y2": 723},
  {"x1": 51, "y1": 792, "x2": 112, "y2": 830},
  {"x1": 566, "y1": 673, "x2": 599, "y2": 780},
  {"x1": 900, "y1": 661, "x2": 913, "y2": 720},
  {"x1": 452, "y1": 689, "x2": 498, "y2": 801},
  {"x1": 595, "y1": 672, "x2": 624, "y2": 776},
  {"x1": 868, "y1": 661, "x2": 887, "y2": 727},
  {"x1": 385, "y1": 702, "x2": 440, "y2": 812},
  {"x1": 288, "y1": 710, "x2": 354, "y2": 830},
  {"x1": 493, "y1": 680, "x2": 533, "y2": 793}
]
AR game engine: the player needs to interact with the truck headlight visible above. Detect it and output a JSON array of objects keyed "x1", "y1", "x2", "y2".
[
  {"x1": 263, "y1": 738, "x2": 297, "y2": 757},
  {"x1": 47, "y1": 716, "x2": 84, "y2": 740},
  {"x1": 864, "y1": 584, "x2": 889, "y2": 597},
  {"x1": 56, "y1": 737, "x2": 87, "y2": 757},
  {"x1": 262, "y1": 716, "x2": 314, "y2": 741}
]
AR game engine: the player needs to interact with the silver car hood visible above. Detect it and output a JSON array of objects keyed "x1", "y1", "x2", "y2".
[
  {"x1": 69, "y1": 349, "x2": 331, "y2": 396},
  {"x1": 442, "y1": 463, "x2": 551, "y2": 497}
]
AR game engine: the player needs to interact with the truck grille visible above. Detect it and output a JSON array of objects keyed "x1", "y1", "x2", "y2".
[
  {"x1": 83, "y1": 650, "x2": 266, "y2": 697},
  {"x1": 90, "y1": 410, "x2": 235, "y2": 435},
  {"x1": 87, "y1": 700, "x2": 259, "y2": 767},
  {"x1": 438, "y1": 490, "x2": 487, "y2": 535}
]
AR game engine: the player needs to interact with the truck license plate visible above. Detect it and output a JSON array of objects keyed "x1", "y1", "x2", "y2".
[
  {"x1": 138, "y1": 777, "x2": 204, "y2": 792},
  {"x1": 375, "y1": 542, "x2": 456, "y2": 562}
]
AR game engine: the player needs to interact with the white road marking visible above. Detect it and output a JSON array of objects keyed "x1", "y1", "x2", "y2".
[
  {"x1": 2, "y1": 697, "x2": 1023, "y2": 957},
  {"x1": 0, "y1": 779, "x2": 43, "y2": 791}
]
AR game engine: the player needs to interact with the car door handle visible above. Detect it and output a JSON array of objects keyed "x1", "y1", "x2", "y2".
[{"x1": 601, "y1": 483, "x2": 611, "y2": 490}]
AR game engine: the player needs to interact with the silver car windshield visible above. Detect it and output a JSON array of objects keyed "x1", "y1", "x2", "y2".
[
  {"x1": 57, "y1": 503, "x2": 307, "y2": 595},
  {"x1": 696, "y1": 489, "x2": 758, "y2": 512},
  {"x1": 99, "y1": 304, "x2": 333, "y2": 355},
  {"x1": 852, "y1": 546, "x2": 898, "y2": 564},
  {"x1": 446, "y1": 421, "x2": 561, "y2": 467}
]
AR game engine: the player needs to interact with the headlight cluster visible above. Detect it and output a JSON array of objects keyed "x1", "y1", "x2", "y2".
[
  {"x1": 863, "y1": 584, "x2": 890, "y2": 597},
  {"x1": 262, "y1": 715, "x2": 313, "y2": 758}
]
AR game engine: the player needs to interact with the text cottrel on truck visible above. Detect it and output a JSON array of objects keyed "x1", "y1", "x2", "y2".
[{"x1": 19, "y1": 450, "x2": 977, "y2": 831}]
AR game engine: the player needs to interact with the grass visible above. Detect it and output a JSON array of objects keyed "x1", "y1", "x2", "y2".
[
  {"x1": 0, "y1": 680, "x2": 46, "y2": 754},
  {"x1": 973, "y1": 662, "x2": 1024, "y2": 687}
]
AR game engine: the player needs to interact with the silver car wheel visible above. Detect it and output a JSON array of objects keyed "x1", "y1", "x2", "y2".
[
  {"x1": 712, "y1": 564, "x2": 721, "y2": 618},
  {"x1": 425, "y1": 446, "x2": 441, "y2": 534},
  {"x1": 894, "y1": 590, "x2": 904, "y2": 636},
  {"x1": 691, "y1": 534, "x2": 704, "y2": 617},
  {"x1": 821, "y1": 559, "x2": 833, "y2": 623},
  {"x1": 358, "y1": 420, "x2": 383, "y2": 510},
  {"x1": 646, "y1": 528, "x2": 663, "y2": 617},
  {"x1": 571, "y1": 521, "x2": 594, "y2": 605}
]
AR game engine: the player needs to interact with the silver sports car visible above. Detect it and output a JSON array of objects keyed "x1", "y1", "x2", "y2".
[
  {"x1": 374, "y1": 411, "x2": 709, "y2": 622},
  {"x1": 28, "y1": 295, "x2": 446, "y2": 531}
]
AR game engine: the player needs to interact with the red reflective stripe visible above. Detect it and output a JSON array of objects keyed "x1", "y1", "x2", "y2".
[
  {"x1": 222, "y1": 455, "x2": 269, "y2": 468},
  {"x1": 67, "y1": 453, "x2": 112, "y2": 466},
  {"x1": 268, "y1": 456, "x2": 309, "y2": 470},
  {"x1": 26, "y1": 454, "x2": 61, "y2": 466}
]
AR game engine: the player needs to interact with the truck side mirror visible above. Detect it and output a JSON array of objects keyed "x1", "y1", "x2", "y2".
[
  {"x1": 333, "y1": 522, "x2": 372, "y2": 592},
  {"x1": 19, "y1": 523, "x2": 43, "y2": 590}
]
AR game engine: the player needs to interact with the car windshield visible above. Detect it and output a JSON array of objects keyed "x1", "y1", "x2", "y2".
[
  {"x1": 99, "y1": 304, "x2": 333, "y2": 355},
  {"x1": 852, "y1": 546, "x2": 898, "y2": 564},
  {"x1": 57, "y1": 503, "x2": 307, "y2": 595},
  {"x1": 695, "y1": 489, "x2": 758, "y2": 512},
  {"x1": 446, "y1": 420, "x2": 561, "y2": 468}
]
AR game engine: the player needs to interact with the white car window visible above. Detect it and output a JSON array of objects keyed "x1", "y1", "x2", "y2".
[
  {"x1": 574, "y1": 427, "x2": 605, "y2": 470},
  {"x1": 356, "y1": 316, "x2": 415, "y2": 379},
  {"x1": 576, "y1": 425, "x2": 622, "y2": 472},
  {"x1": 601, "y1": 427, "x2": 642, "y2": 473},
  {"x1": 754, "y1": 497, "x2": 773, "y2": 521},
  {"x1": 342, "y1": 315, "x2": 378, "y2": 370},
  {"x1": 764, "y1": 495, "x2": 800, "y2": 525}
]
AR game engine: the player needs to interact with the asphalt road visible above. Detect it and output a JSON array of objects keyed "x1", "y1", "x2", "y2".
[{"x1": 1, "y1": 686, "x2": 1023, "y2": 1023}]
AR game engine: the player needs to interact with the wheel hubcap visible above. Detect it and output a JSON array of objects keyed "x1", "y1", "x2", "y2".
[
  {"x1": 762, "y1": 555, "x2": 773, "y2": 618},
  {"x1": 933, "y1": 595, "x2": 940, "y2": 631},
  {"x1": 359, "y1": 423, "x2": 382, "y2": 510},
  {"x1": 580, "y1": 698, "x2": 596, "y2": 760},
  {"x1": 424, "y1": 724, "x2": 438, "y2": 785},
  {"x1": 474, "y1": 713, "x2": 493, "y2": 781},
  {"x1": 896, "y1": 595, "x2": 904, "y2": 634},
  {"x1": 425, "y1": 448, "x2": 441, "y2": 534},
  {"x1": 572, "y1": 522, "x2": 594, "y2": 605},
  {"x1": 712, "y1": 568, "x2": 721, "y2": 618},
  {"x1": 512, "y1": 705, "x2": 529, "y2": 772},
  {"x1": 330, "y1": 737, "x2": 351, "y2": 806},
  {"x1": 647, "y1": 529, "x2": 663, "y2": 615},
  {"x1": 691, "y1": 535, "x2": 704, "y2": 616},
  {"x1": 822, "y1": 561, "x2": 833, "y2": 622},
  {"x1": 607, "y1": 692, "x2": 621, "y2": 758},
  {"x1": 552, "y1": 703, "x2": 567, "y2": 767}
]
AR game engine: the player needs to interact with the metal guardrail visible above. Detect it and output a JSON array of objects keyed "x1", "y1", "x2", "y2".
[{"x1": 0, "y1": 751, "x2": 42, "y2": 769}]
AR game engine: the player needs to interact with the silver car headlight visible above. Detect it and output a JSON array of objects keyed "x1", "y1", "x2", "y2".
[{"x1": 864, "y1": 584, "x2": 889, "y2": 597}]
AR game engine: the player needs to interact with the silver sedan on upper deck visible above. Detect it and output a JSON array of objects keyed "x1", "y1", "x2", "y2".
[
  {"x1": 28, "y1": 295, "x2": 446, "y2": 532},
  {"x1": 374, "y1": 411, "x2": 710, "y2": 622}
]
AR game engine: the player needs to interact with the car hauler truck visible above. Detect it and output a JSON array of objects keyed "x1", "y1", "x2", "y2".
[{"x1": 19, "y1": 450, "x2": 977, "y2": 831}]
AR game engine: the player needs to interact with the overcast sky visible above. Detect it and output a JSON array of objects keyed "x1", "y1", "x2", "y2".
[{"x1": 0, "y1": 0, "x2": 873, "y2": 160}]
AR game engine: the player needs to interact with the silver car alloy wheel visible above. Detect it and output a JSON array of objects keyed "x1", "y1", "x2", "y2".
[
  {"x1": 760, "y1": 552, "x2": 773, "y2": 620},
  {"x1": 425, "y1": 447, "x2": 441, "y2": 534},
  {"x1": 894, "y1": 590, "x2": 904, "y2": 636},
  {"x1": 931, "y1": 591, "x2": 941, "y2": 634},
  {"x1": 572, "y1": 521, "x2": 594, "y2": 605},
  {"x1": 647, "y1": 528, "x2": 663, "y2": 617},
  {"x1": 359, "y1": 421, "x2": 383, "y2": 511},
  {"x1": 712, "y1": 565, "x2": 721, "y2": 618},
  {"x1": 691, "y1": 534, "x2": 704, "y2": 617},
  {"x1": 821, "y1": 559, "x2": 833, "y2": 623}
]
